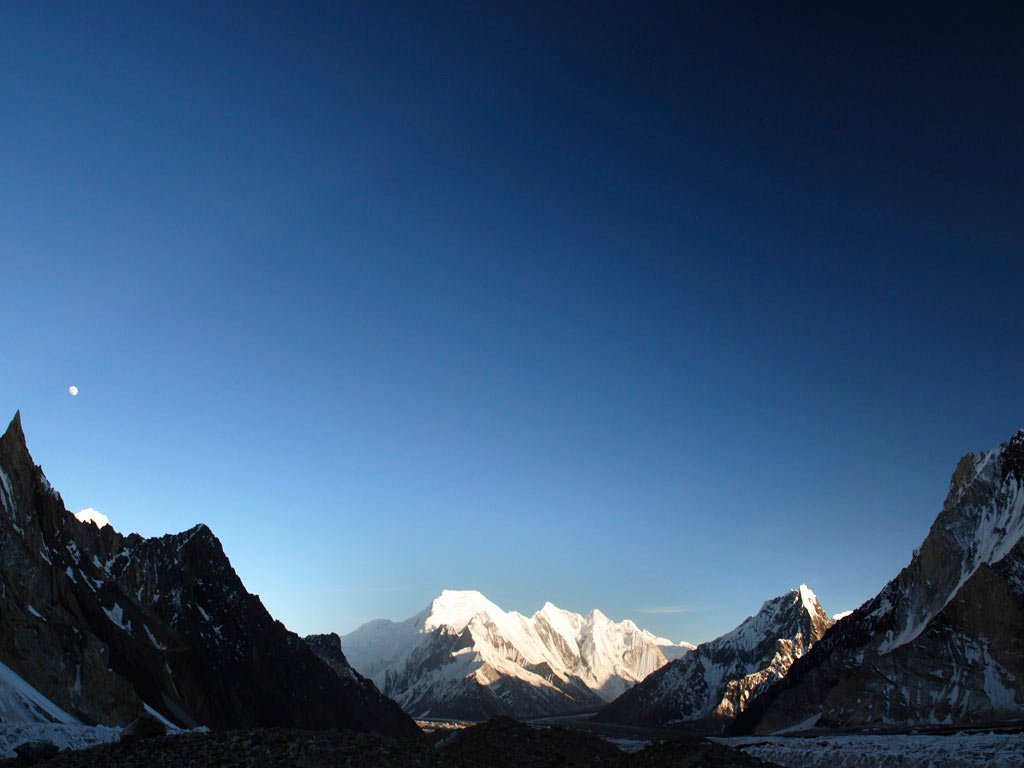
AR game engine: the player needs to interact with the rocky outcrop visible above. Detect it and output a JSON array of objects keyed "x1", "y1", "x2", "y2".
[
  {"x1": 595, "y1": 586, "x2": 831, "y2": 732},
  {"x1": 305, "y1": 633, "x2": 359, "y2": 680},
  {"x1": 731, "y1": 429, "x2": 1024, "y2": 734},
  {"x1": 0, "y1": 412, "x2": 417, "y2": 736}
]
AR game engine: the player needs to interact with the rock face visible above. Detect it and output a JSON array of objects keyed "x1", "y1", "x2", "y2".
[
  {"x1": 334, "y1": 590, "x2": 694, "y2": 720},
  {"x1": 595, "y1": 586, "x2": 831, "y2": 732},
  {"x1": 305, "y1": 633, "x2": 360, "y2": 680},
  {"x1": 731, "y1": 429, "x2": 1024, "y2": 734},
  {"x1": 0, "y1": 412, "x2": 417, "y2": 736}
]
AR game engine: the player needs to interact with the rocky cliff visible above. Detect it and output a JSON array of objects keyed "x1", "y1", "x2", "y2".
[
  {"x1": 0, "y1": 412, "x2": 417, "y2": 736},
  {"x1": 731, "y1": 429, "x2": 1024, "y2": 734}
]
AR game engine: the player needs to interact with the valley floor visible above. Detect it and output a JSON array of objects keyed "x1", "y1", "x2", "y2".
[
  {"x1": 716, "y1": 732, "x2": 1024, "y2": 768},
  {"x1": 0, "y1": 719, "x2": 770, "y2": 768},
  {"x1": 4, "y1": 719, "x2": 1024, "y2": 767}
]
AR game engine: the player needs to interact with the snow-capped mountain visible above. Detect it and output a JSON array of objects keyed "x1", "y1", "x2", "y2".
[
  {"x1": 0, "y1": 412, "x2": 416, "y2": 736},
  {"x1": 595, "y1": 585, "x2": 832, "y2": 732},
  {"x1": 732, "y1": 429, "x2": 1024, "y2": 734},
  {"x1": 329, "y1": 589, "x2": 693, "y2": 720}
]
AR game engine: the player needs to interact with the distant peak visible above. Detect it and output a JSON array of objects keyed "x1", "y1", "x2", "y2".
[
  {"x1": 425, "y1": 589, "x2": 503, "y2": 632},
  {"x1": 438, "y1": 588, "x2": 486, "y2": 600},
  {"x1": 539, "y1": 601, "x2": 573, "y2": 617},
  {"x1": 537, "y1": 601, "x2": 563, "y2": 620},
  {"x1": 74, "y1": 508, "x2": 110, "y2": 529}
]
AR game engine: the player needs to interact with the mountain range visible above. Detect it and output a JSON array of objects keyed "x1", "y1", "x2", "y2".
[
  {"x1": 4, "y1": 406, "x2": 1024, "y2": 740},
  {"x1": 328, "y1": 589, "x2": 695, "y2": 720}
]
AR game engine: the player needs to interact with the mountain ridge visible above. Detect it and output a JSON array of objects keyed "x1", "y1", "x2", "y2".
[
  {"x1": 0, "y1": 411, "x2": 417, "y2": 736},
  {"x1": 327, "y1": 588, "x2": 694, "y2": 720},
  {"x1": 730, "y1": 428, "x2": 1024, "y2": 734},
  {"x1": 594, "y1": 584, "x2": 831, "y2": 732}
]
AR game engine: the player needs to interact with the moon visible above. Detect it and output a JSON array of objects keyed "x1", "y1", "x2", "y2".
[{"x1": 68, "y1": 386, "x2": 79, "y2": 397}]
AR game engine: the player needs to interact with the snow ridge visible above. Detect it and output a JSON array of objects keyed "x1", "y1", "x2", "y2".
[{"x1": 340, "y1": 590, "x2": 691, "y2": 718}]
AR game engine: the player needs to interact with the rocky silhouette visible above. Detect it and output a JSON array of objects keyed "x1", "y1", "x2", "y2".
[{"x1": 0, "y1": 412, "x2": 416, "y2": 736}]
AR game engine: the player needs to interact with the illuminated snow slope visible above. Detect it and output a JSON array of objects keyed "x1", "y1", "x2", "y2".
[{"x1": 340, "y1": 590, "x2": 693, "y2": 719}]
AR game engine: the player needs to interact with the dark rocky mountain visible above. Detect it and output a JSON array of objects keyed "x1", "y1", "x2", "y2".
[
  {"x1": 731, "y1": 429, "x2": 1024, "y2": 734},
  {"x1": 595, "y1": 586, "x2": 831, "y2": 732},
  {"x1": 0, "y1": 411, "x2": 417, "y2": 736}
]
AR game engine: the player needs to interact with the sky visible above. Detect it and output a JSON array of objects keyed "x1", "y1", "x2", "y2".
[{"x1": 1, "y1": 2, "x2": 1022, "y2": 644}]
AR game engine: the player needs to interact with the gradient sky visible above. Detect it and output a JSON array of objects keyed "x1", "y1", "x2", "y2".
[{"x1": 2, "y1": 2, "x2": 1022, "y2": 644}]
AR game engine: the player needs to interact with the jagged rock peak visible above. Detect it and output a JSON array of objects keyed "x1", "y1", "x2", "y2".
[
  {"x1": 178, "y1": 522, "x2": 216, "y2": 544},
  {"x1": 1, "y1": 411, "x2": 31, "y2": 467},
  {"x1": 1002, "y1": 427, "x2": 1024, "y2": 480},
  {"x1": 305, "y1": 633, "x2": 358, "y2": 681},
  {"x1": 594, "y1": 584, "x2": 831, "y2": 732},
  {"x1": 0, "y1": 413, "x2": 419, "y2": 737},
  {"x1": 4, "y1": 410, "x2": 24, "y2": 440},
  {"x1": 796, "y1": 584, "x2": 831, "y2": 636},
  {"x1": 731, "y1": 427, "x2": 1024, "y2": 735}
]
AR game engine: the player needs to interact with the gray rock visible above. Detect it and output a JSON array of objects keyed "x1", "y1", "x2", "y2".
[
  {"x1": 13, "y1": 739, "x2": 59, "y2": 764},
  {"x1": 122, "y1": 711, "x2": 168, "y2": 740}
]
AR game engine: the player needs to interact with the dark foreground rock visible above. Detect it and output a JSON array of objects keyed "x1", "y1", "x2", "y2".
[
  {"x1": 12, "y1": 740, "x2": 59, "y2": 765},
  {"x1": 434, "y1": 716, "x2": 624, "y2": 766},
  {"x1": 623, "y1": 737, "x2": 780, "y2": 767},
  {"x1": 0, "y1": 720, "x2": 778, "y2": 768}
]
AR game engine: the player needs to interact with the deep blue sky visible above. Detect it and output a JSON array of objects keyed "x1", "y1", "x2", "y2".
[{"x1": 2, "y1": 2, "x2": 1022, "y2": 643}]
